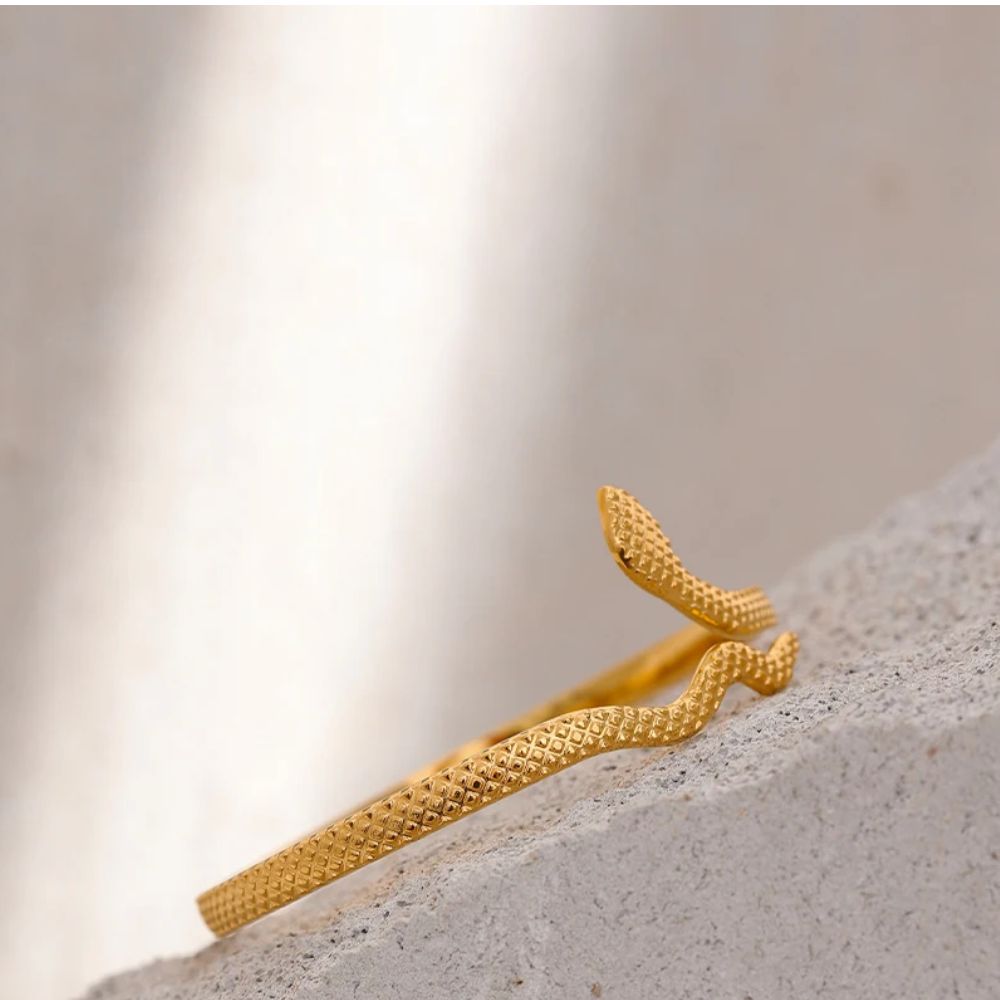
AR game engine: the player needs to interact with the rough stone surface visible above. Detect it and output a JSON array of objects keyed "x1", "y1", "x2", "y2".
[{"x1": 83, "y1": 444, "x2": 1000, "y2": 1000}]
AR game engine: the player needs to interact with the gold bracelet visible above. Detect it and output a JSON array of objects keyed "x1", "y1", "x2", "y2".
[{"x1": 197, "y1": 486, "x2": 799, "y2": 936}]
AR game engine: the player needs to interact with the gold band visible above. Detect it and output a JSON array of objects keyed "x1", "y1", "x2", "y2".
[{"x1": 197, "y1": 487, "x2": 799, "y2": 936}]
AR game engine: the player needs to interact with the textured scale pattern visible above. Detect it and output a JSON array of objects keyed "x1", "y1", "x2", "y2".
[
  {"x1": 597, "y1": 486, "x2": 777, "y2": 637},
  {"x1": 198, "y1": 487, "x2": 799, "y2": 936}
]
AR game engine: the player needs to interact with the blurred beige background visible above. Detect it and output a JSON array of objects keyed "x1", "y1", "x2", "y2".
[{"x1": 4, "y1": 8, "x2": 1000, "y2": 999}]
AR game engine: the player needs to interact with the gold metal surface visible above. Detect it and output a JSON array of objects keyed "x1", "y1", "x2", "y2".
[{"x1": 197, "y1": 486, "x2": 799, "y2": 936}]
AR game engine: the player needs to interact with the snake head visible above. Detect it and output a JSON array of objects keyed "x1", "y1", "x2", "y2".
[
  {"x1": 597, "y1": 485, "x2": 677, "y2": 579},
  {"x1": 597, "y1": 485, "x2": 777, "y2": 639}
]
